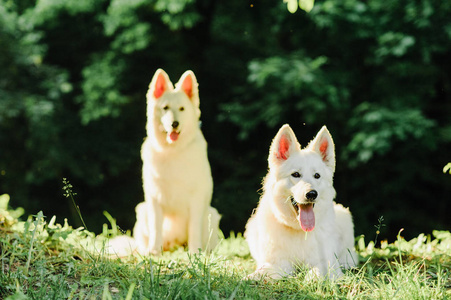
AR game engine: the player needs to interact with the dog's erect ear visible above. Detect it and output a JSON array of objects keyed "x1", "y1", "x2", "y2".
[
  {"x1": 269, "y1": 124, "x2": 300, "y2": 165},
  {"x1": 307, "y1": 126, "x2": 335, "y2": 172},
  {"x1": 148, "y1": 69, "x2": 173, "y2": 100},
  {"x1": 175, "y1": 70, "x2": 200, "y2": 107}
]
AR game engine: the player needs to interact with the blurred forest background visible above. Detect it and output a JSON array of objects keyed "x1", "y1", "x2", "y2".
[{"x1": 1, "y1": 0, "x2": 450, "y2": 242}]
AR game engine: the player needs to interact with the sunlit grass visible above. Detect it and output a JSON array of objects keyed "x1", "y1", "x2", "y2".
[{"x1": 0, "y1": 194, "x2": 450, "y2": 299}]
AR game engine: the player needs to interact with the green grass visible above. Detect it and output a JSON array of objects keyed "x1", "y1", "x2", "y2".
[{"x1": 1, "y1": 194, "x2": 450, "y2": 299}]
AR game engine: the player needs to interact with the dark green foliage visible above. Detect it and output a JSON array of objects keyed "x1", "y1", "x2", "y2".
[{"x1": 0, "y1": 0, "x2": 450, "y2": 241}]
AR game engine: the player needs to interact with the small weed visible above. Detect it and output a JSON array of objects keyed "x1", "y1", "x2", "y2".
[{"x1": 62, "y1": 178, "x2": 88, "y2": 231}]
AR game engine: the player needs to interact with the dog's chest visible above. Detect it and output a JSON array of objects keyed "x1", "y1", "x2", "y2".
[{"x1": 142, "y1": 138, "x2": 212, "y2": 209}]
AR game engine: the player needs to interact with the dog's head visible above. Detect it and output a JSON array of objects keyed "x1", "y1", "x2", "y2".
[
  {"x1": 146, "y1": 69, "x2": 201, "y2": 145},
  {"x1": 267, "y1": 124, "x2": 336, "y2": 232}
]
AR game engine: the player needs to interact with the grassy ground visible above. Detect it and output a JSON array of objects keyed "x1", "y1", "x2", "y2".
[{"x1": 1, "y1": 194, "x2": 450, "y2": 299}]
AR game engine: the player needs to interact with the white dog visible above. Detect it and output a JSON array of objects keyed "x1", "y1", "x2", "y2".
[
  {"x1": 108, "y1": 69, "x2": 220, "y2": 256},
  {"x1": 245, "y1": 124, "x2": 357, "y2": 280}
]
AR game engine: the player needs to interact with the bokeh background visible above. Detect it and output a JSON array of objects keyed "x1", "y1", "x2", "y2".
[{"x1": 1, "y1": 0, "x2": 450, "y2": 242}]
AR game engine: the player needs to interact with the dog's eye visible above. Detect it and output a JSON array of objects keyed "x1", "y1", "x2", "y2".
[
  {"x1": 179, "y1": 107, "x2": 185, "y2": 111},
  {"x1": 314, "y1": 173, "x2": 321, "y2": 179},
  {"x1": 163, "y1": 105, "x2": 169, "y2": 110},
  {"x1": 291, "y1": 172, "x2": 301, "y2": 178}
]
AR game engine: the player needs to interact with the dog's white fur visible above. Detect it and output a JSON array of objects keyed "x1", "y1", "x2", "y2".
[
  {"x1": 108, "y1": 69, "x2": 220, "y2": 256},
  {"x1": 245, "y1": 125, "x2": 357, "y2": 280}
]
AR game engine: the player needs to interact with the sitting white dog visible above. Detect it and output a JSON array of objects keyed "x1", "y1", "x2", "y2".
[
  {"x1": 108, "y1": 69, "x2": 220, "y2": 256},
  {"x1": 245, "y1": 124, "x2": 357, "y2": 280}
]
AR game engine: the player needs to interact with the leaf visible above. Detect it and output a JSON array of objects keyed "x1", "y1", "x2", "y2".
[
  {"x1": 0, "y1": 194, "x2": 10, "y2": 210},
  {"x1": 285, "y1": 0, "x2": 298, "y2": 13},
  {"x1": 443, "y1": 163, "x2": 451, "y2": 174},
  {"x1": 5, "y1": 291, "x2": 29, "y2": 300},
  {"x1": 284, "y1": 0, "x2": 314, "y2": 13},
  {"x1": 299, "y1": 0, "x2": 314, "y2": 12}
]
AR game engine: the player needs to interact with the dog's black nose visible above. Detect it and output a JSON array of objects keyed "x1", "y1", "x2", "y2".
[
  {"x1": 172, "y1": 121, "x2": 179, "y2": 129},
  {"x1": 306, "y1": 190, "x2": 318, "y2": 201}
]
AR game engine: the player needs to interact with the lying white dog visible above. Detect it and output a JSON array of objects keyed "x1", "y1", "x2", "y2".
[
  {"x1": 245, "y1": 124, "x2": 357, "y2": 280},
  {"x1": 108, "y1": 69, "x2": 220, "y2": 256}
]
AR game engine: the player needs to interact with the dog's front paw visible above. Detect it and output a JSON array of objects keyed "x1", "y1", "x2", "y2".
[
  {"x1": 244, "y1": 270, "x2": 269, "y2": 282},
  {"x1": 244, "y1": 265, "x2": 286, "y2": 282},
  {"x1": 135, "y1": 244, "x2": 162, "y2": 257},
  {"x1": 305, "y1": 267, "x2": 321, "y2": 282},
  {"x1": 304, "y1": 266, "x2": 343, "y2": 281}
]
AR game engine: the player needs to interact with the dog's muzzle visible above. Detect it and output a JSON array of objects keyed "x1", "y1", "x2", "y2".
[
  {"x1": 163, "y1": 121, "x2": 181, "y2": 143},
  {"x1": 290, "y1": 196, "x2": 315, "y2": 214},
  {"x1": 289, "y1": 189, "x2": 317, "y2": 213}
]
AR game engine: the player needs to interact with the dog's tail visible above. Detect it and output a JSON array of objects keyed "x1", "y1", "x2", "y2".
[{"x1": 105, "y1": 235, "x2": 138, "y2": 258}]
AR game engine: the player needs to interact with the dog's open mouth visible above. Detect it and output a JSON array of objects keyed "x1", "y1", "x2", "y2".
[
  {"x1": 290, "y1": 196, "x2": 315, "y2": 232},
  {"x1": 167, "y1": 130, "x2": 180, "y2": 142}
]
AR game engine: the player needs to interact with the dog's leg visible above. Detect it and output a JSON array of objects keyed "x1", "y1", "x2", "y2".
[
  {"x1": 148, "y1": 200, "x2": 164, "y2": 254},
  {"x1": 133, "y1": 201, "x2": 164, "y2": 255},
  {"x1": 314, "y1": 236, "x2": 345, "y2": 280},
  {"x1": 318, "y1": 247, "x2": 344, "y2": 280},
  {"x1": 187, "y1": 206, "x2": 206, "y2": 252}
]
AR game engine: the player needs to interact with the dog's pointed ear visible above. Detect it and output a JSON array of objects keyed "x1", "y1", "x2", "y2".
[
  {"x1": 269, "y1": 124, "x2": 300, "y2": 166},
  {"x1": 307, "y1": 126, "x2": 335, "y2": 172},
  {"x1": 176, "y1": 70, "x2": 200, "y2": 107},
  {"x1": 148, "y1": 69, "x2": 173, "y2": 100}
]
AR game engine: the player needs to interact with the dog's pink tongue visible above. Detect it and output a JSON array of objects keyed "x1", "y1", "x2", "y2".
[
  {"x1": 169, "y1": 131, "x2": 179, "y2": 141},
  {"x1": 299, "y1": 204, "x2": 315, "y2": 232}
]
